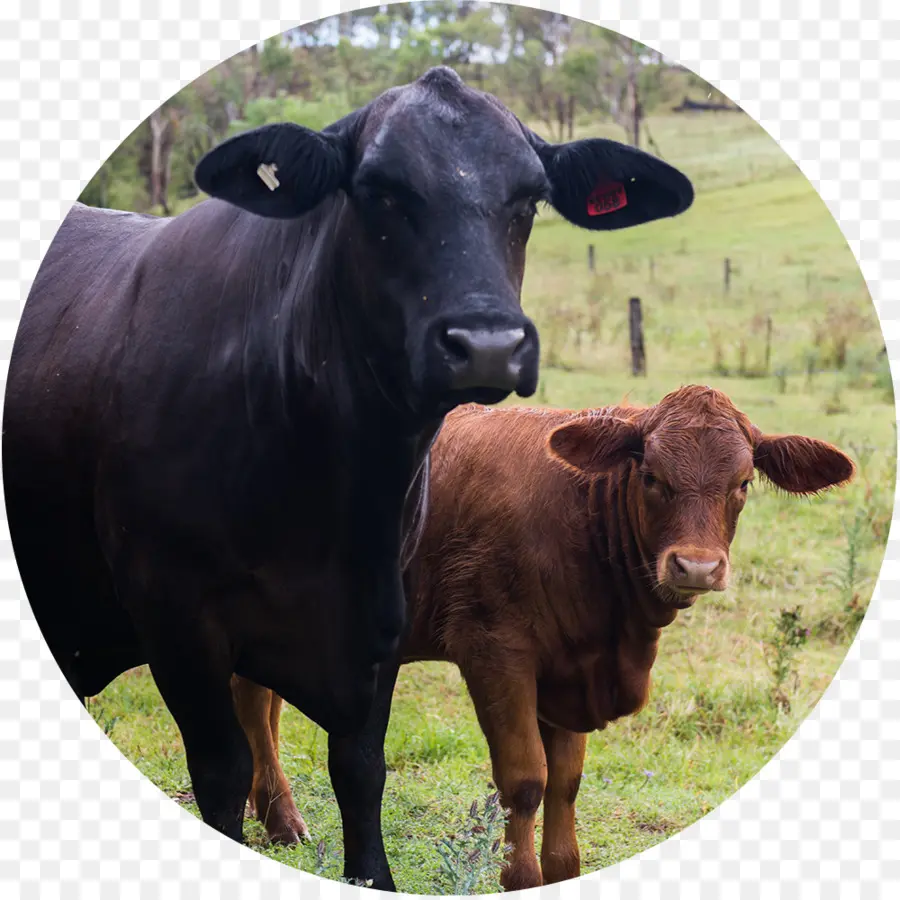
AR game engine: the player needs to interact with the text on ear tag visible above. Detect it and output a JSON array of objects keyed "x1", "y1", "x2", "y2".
[
  {"x1": 257, "y1": 163, "x2": 280, "y2": 191},
  {"x1": 587, "y1": 180, "x2": 627, "y2": 216}
]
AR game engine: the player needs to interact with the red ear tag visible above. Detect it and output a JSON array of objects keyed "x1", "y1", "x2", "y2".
[{"x1": 586, "y1": 181, "x2": 627, "y2": 216}]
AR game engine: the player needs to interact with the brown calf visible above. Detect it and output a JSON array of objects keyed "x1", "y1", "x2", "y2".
[{"x1": 232, "y1": 385, "x2": 854, "y2": 889}]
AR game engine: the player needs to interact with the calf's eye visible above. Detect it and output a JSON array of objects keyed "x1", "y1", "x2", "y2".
[
  {"x1": 740, "y1": 479, "x2": 752, "y2": 492},
  {"x1": 642, "y1": 473, "x2": 657, "y2": 488}
]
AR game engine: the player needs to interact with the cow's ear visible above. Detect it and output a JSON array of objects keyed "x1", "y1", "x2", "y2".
[
  {"x1": 547, "y1": 415, "x2": 643, "y2": 476},
  {"x1": 753, "y1": 433, "x2": 855, "y2": 494},
  {"x1": 194, "y1": 123, "x2": 349, "y2": 219},
  {"x1": 528, "y1": 131, "x2": 693, "y2": 231}
]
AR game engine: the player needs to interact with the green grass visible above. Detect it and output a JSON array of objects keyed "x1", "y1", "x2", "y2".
[{"x1": 89, "y1": 109, "x2": 895, "y2": 894}]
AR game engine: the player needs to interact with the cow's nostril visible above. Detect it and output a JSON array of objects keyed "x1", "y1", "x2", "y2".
[{"x1": 440, "y1": 328, "x2": 471, "y2": 363}]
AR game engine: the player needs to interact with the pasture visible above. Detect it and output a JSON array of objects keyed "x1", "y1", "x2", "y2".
[{"x1": 87, "y1": 110, "x2": 894, "y2": 893}]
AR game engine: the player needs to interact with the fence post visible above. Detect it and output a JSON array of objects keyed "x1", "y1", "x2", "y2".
[
  {"x1": 588, "y1": 244, "x2": 595, "y2": 273},
  {"x1": 629, "y1": 297, "x2": 646, "y2": 376},
  {"x1": 723, "y1": 257, "x2": 732, "y2": 295},
  {"x1": 764, "y1": 316, "x2": 773, "y2": 374}
]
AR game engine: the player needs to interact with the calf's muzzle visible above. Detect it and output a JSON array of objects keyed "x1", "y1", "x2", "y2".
[{"x1": 660, "y1": 547, "x2": 729, "y2": 595}]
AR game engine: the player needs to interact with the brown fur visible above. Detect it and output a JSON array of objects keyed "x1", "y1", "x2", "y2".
[{"x1": 233, "y1": 384, "x2": 854, "y2": 888}]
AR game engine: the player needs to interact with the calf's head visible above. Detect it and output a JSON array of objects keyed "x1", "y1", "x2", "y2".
[
  {"x1": 547, "y1": 386, "x2": 855, "y2": 608},
  {"x1": 194, "y1": 67, "x2": 694, "y2": 415}
]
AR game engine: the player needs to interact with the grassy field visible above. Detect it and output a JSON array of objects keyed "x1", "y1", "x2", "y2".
[{"x1": 88, "y1": 110, "x2": 895, "y2": 893}]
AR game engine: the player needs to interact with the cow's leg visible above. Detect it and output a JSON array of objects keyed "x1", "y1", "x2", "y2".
[
  {"x1": 465, "y1": 665, "x2": 546, "y2": 891},
  {"x1": 329, "y1": 654, "x2": 401, "y2": 891},
  {"x1": 132, "y1": 599, "x2": 252, "y2": 843},
  {"x1": 538, "y1": 722, "x2": 586, "y2": 884},
  {"x1": 231, "y1": 676, "x2": 309, "y2": 844}
]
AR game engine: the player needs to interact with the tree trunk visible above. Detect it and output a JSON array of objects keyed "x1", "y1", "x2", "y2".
[
  {"x1": 627, "y1": 49, "x2": 641, "y2": 148},
  {"x1": 629, "y1": 297, "x2": 646, "y2": 376},
  {"x1": 149, "y1": 108, "x2": 174, "y2": 215},
  {"x1": 541, "y1": 93, "x2": 554, "y2": 138},
  {"x1": 567, "y1": 94, "x2": 576, "y2": 140},
  {"x1": 632, "y1": 98, "x2": 642, "y2": 148},
  {"x1": 160, "y1": 114, "x2": 176, "y2": 215},
  {"x1": 148, "y1": 109, "x2": 166, "y2": 210},
  {"x1": 245, "y1": 44, "x2": 261, "y2": 105}
]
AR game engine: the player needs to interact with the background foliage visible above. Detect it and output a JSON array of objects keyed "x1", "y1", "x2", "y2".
[{"x1": 78, "y1": 2, "x2": 730, "y2": 214}]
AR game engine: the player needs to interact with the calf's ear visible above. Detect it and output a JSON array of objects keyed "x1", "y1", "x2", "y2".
[
  {"x1": 194, "y1": 123, "x2": 349, "y2": 219},
  {"x1": 527, "y1": 130, "x2": 694, "y2": 231},
  {"x1": 753, "y1": 433, "x2": 855, "y2": 494},
  {"x1": 547, "y1": 415, "x2": 643, "y2": 476}
]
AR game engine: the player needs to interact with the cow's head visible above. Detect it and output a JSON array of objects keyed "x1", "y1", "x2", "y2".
[
  {"x1": 547, "y1": 385, "x2": 855, "y2": 608},
  {"x1": 195, "y1": 67, "x2": 694, "y2": 415}
]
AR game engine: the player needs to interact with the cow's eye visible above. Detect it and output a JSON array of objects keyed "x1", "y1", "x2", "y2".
[
  {"x1": 357, "y1": 179, "x2": 414, "y2": 218},
  {"x1": 642, "y1": 472, "x2": 658, "y2": 489},
  {"x1": 368, "y1": 190, "x2": 415, "y2": 227},
  {"x1": 740, "y1": 478, "x2": 752, "y2": 492},
  {"x1": 510, "y1": 200, "x2": 538, "y2": 226}
]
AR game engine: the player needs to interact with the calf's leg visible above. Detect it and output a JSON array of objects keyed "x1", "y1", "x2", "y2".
[
  {"x1": 329, "y1": 654, "x2": 401, "y2": 891},
  {"x1": 465, "y1": 666, "x2": 546, "y2": 891},
  {"x1": 539, "y1": 722, "x2": 586, "y2": 884},
  {"x1": 231, "y1": 676, "x2": 309, "y2": 844}
]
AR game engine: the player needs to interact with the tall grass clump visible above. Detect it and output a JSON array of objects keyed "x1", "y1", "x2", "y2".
[
  {"x1": 764, "y1": 606, "x2": 809, "y2": 713},
  {"x1": 832, "y1": 508, "x2": 869, "y2": 637},
  {"x1": 435, "y1": 793, "x2": 511, "y2": 895}
]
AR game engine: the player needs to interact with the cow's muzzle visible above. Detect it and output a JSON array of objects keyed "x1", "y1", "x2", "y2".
[{"x1": 434, "y1": 317, "x2": 539, "y2": 397}]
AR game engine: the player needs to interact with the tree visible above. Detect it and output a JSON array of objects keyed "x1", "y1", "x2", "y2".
[
  {"x1": 78, "y1": 7, "x2": 698, "y2": 216},
  {"x1": 496, "y1": 8, "x2": 574, "y2": 140},
  {"x1": 557, "y1": 25, "x2": 665, "y2": 149},
  {"x1": 148, "y1": 106, "x2": 177, "y2": 213}
]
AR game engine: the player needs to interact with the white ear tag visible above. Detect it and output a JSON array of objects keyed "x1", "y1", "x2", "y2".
[{"x1": 256, "y1": 163, "x2": 280, "y2": 191}]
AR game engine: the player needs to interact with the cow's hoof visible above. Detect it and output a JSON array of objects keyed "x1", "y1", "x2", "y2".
[
  {"x1": 266, "y1": 808, "x2": 310, "y2": 846},
  {"x1": 347, "y1": 871, "x2": 395, "y2": 892},
  {"x1": 500, "y1": 859, "x2": 543, "y2": 892},
  {"x1": 541, "y1": 848, "x2": 581, "y2": 885}
]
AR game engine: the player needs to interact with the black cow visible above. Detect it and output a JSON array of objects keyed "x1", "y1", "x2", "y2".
[{"x1": 2, "y1": 67, "x2": 693, "y2": 846}]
